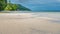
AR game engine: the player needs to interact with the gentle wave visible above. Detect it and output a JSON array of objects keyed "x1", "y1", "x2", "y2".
[{"x1": 0, "y1": 12, "x2": 60, "y2": 23}]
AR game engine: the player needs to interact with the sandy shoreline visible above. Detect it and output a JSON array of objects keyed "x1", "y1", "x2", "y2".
[{"x1": 0, "y1": 13, "x2": 60, "y2": 34}]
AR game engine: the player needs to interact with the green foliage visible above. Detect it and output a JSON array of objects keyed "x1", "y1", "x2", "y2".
[
  {"x1": 4, "y1": 3, "x2": 18, "y2": 11},
  {"x1": 0, "y1": 0, "x2": 7, "y2": 11},
  {"x1": 0, "y1": 0, "x2": 31, "y2": 11},
  {"x1": 4, "y1": 3, "x2": 31, "y2": 11},
  {"x1": 17, "y1": 4, "x2": 31, "y2": 11},
  {"x1": 4, "y1": 4, "x2": 13, "y2": 11},
  {"x1": 12, "y1": 4, "x2": 18, "y2": 10}
]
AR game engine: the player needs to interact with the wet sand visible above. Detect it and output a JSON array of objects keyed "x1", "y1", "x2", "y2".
[{"x1": 0, "y1": 13, "x2": 60, "y2": 34}]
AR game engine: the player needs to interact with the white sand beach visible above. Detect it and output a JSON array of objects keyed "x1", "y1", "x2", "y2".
[{"x1": 0, "y1": 13, "x2": 60, "y2": 34}]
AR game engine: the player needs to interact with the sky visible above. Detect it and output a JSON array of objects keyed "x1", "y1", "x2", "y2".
[{"x1": 10, "y1": 0, "x2": 60, "y2": 11}]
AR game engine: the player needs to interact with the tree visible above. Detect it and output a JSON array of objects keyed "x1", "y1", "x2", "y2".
[
  {"x1": 4, "y1": 3, "x2": 13, "y2": 11},
  {"x1": 4, "y1": 0, "x2": 18, "y2": 11},
  {"x1": 12, "y1": 4, "x2": 18, "y2": 10},
  {"x1": 4, "y1": 3, "x2": 18, "y2": 11},
  {"x1": 0, "y1": 0, "x2": 7, "y2": 11},
  {"x1": 0, "y1": 0, "x2": 31, "y2": 11}
]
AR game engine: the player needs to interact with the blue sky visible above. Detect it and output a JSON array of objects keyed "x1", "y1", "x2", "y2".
[{"x1": 10, "y1": 0, "x2": 60, "y2": 11}]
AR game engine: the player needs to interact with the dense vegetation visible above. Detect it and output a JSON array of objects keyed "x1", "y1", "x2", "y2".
[
  {"x1": 4, "y1": 3, "x2": 18, "y2": 11},
  {"x1": 16, "y1": 4, "x2": 31, "y2": 11},
  {"x1": 0, "y1": 0, "x2": 7, "y2": 11},
  {"x1": 0, "y1": 0, "x2": 31, "y2": 11}
]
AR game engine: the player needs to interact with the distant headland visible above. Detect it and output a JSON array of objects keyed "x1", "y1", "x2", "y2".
[{"x1": 0, "y1": 0, "x2": 31, "y2": 11}]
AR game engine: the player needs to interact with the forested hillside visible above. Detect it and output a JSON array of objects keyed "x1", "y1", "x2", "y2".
[{"x1": 0, "y1": 0, "x2": 31, "y2": 11}]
